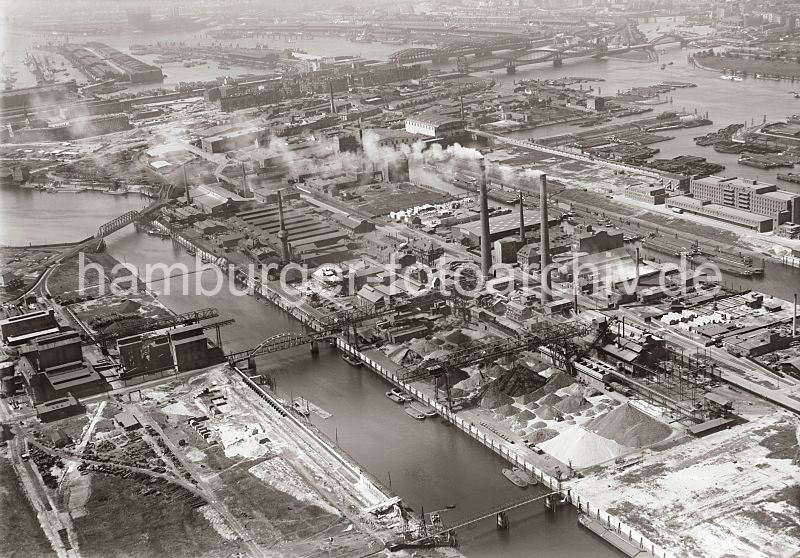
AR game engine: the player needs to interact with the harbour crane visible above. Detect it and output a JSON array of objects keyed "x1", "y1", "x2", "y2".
[{"x1": 398, "y1": 320, "x2": 591, "y2": 410}]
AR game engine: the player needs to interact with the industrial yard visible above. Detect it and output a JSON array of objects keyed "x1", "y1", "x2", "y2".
[{"x1": 3, "y1": 1, "x2": 800, "y2": 557}]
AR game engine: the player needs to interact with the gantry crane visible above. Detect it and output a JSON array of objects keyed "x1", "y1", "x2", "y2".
[{"x1": 399, "y1": 320, "x2": 591, "y2": 410}]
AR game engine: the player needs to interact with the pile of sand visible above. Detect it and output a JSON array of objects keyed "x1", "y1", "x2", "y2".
[
  {"x1": 539, "y1": 392, "x2": 563, "y2": 406},
  {"x1": 530, "y1": 421, "x2": 547, "y2": 429},
  {"x1": 539, "y1": 427, "x2": 627, "y2": 468},
  {"x1": 521, "y1": 392, "x2": 540, "y2": 405},
  {"x1": 534, "y1": 405, "x2": 562, "y2": 421},
  {"x1": 587, "y1": 403, "x2": 672, "y2": 448},
  {"x1": 526, "y1": 428, "x2": 559, "y2": 445},
  {"x1": 555, "y1": 395, "x2": 591, "y2": 414},
  {"x1": 561, "y1": 383, "x2": 587, "y2": 397}
]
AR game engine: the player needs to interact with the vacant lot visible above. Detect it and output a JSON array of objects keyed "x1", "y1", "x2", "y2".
[
  {"x1": 0, "y1": 456, "x2": 55, "y2": 558},
  {"x1": 74, "y1": 473, "x2": 242, "y2": 558}
]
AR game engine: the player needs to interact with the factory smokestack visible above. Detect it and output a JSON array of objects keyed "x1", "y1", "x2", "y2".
[
  {"x1": 635, "y1": 246, "x2": 640, "y2": 287},
  {"x1": 794, "y1": 293, "x2": 797, "y2": 337},
  {"x1": 329, "y1": 81, "x2": 337, "y2": 114},
  {"x1": 183, "y1": 163, "x2": 191, "y2": 205},
  {"x1": 240, "y1": 163, "x2": 249, "y2": 197},
  {"x1": 540, "y1": 173, "x2": 551, "y2": 305},
  {"x1": 460, "y1": 95, "x2": 465, "y2": 121},
  {"x1": 518, "y1": 190, "x2": 525, "y2": 243},
  {"x1": 277, "y1": 190, "x2": 290, "y2": 264},
  {"x1": 479, "y1": 159, "x2": 492, "y2": 280}
]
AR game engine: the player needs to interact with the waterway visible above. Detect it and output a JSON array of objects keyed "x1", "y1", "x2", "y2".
[
  {"x1": 104, "y1": 229, "x2": 619, "y2": 558},
  {"x1": 0, "y1": 187, "x2": 150, "y2": 246},
  {"x1": 5, "y1": 19, "x2": 798, "y2": 555}
]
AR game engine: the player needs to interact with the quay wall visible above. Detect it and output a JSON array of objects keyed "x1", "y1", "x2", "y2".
[{"x1": 152, "y1": 215, "x2": 671, "y2": 558}]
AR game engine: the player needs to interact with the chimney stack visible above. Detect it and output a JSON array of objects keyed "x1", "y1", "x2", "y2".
[
  {"x1": 240, "y1": 163, "x2": 249, "y2": 197},
  {"x1": 793, "y1": 293, "x2": 797, "y2": 337},
  {"x1": 540, "y1": 173, "x2": 551, "y2": 304},
  {"x1": 277, "y1": 190, "x2": 290, "y2": 264},
  {"x1": 518, "y1": 190, "x2": 525, "y2": 243},
  {"x1": 329, "y1": 81, "x2": 337, "y2": 114},
  {"x1": 183, "y1": 163, "x2": 191, "y2": 205},
  {"x1": 635, "y1": 246, "x2": 640, "y2": 288},
  {"x1": 479, "y1": 159, "x2": 492, "y2": 280}
]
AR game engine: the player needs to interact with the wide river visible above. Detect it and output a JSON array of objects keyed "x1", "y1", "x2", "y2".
[{"x1": 4, "y1": 16, "x2": 800, "y2": 555}]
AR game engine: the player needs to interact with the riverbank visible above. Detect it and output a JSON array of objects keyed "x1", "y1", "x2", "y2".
[
  {"x1": 148, "y1": 217, "x2": 669, "y2": 557},
  {"x1": 692, "y1": 54, "x2": 800, "y2": 80}
]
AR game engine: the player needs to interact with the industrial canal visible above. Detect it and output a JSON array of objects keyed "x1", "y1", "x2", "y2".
[{"x1": 105, "y1": 229, "x2": 620, "y2": 558}]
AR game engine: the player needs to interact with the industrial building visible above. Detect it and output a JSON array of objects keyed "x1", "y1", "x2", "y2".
[
  {"x1": 16, "y1": 330, "x2": 105, "y2": 403},
  {"x1": 0, "y1": 309, "x2": 60, "y2": 346},
  {"x1": 625, "y1": 184, "x2": 667, "y2": 205},
  {"x1": 233, "y1": 204, "x2": 352, "y2": 264},
  {"x1": 117, "y1": 324, "x2": 220, "y2": 382},
  {"x1": 453, "y1": 209, "x2": 558, "y2": 247},
  {"x1": 191, "y1": 183, "x2": 254, "y2": 215},
  {"x1": 666, "y1": 195, "x2": 775, "y2": 232},
  {"x1": 679, "y1": 176, "x2": 800, "y2": 230},
  {"x1": 405, "y1": 114, "x2": 465, "y2": 138}
]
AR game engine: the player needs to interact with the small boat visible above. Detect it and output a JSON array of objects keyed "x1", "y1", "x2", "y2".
[
  {"x1": 409, "y1": 401, "x2": 437, "y2": 417},
  {"x1": 386, "y1": 391, "x2": 405, "y2": 403},
  {"x1": 341, "y1": 353, "x2": 361, "y2": 366},
  {"x1": 405, "y1": 407, "x2": 425, "y2": 420},
  {"x1": 390, "y1": 387, "x2": 412, "y2": 402},
  {"x1": 502, "y1": 467, "x2": 528, "y2": 488},
  {"x1": 292, "y1": 401, "x2": 310, "y2": 416}
]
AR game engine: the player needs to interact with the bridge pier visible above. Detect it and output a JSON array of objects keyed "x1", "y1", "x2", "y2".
[
  {"x1": 247, "y1": 356, "x2": 256, "y2": 372},
  {"x1": 310, "y1": 340, "x2": 319, "y2": 354},
  {"x1": 552, "y1": 58, "x2": 562, "y2": 67},
  {"x1": 496, "y1": 512, "x2": 509, "y2": 530},
  {"x1": 506, "y1": 60, "x2": 516, "y2": 75}
]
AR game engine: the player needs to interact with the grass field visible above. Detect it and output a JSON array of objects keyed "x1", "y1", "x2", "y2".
[
  {"x1": 0, "y1": 456, "x2": 55, "y2": 558},
  {"x1": 73, "y1": 473, "x2": 242, "y2": 558}
]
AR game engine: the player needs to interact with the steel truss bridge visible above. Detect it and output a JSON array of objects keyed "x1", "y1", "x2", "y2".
[
  {"x1": 399, "y1": 320, "x2": 590, "y2": 406},
  {"x1": 389, "y1": 31, "x2": 693, "y2": 72},
  {"x1": 225, "y1": 293, "x2": 442, "y2": 365},
  {"x1": 389, "y1": 36, "x2": 534, "y2": 64}
]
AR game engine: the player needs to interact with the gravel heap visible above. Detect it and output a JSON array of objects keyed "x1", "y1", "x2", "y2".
[
  {"x1": 480, "y1": 384, "x2": 514, "y2": 409},
  {"x1": 555, "y1": 394, "x2": 591, "y2": 414},
  {"x1": 587, "y1": 403, "x2": 672, "y2": 448},
  {"x1": 534, "y1": 405, "x2": 562, "y2": 421},
  {"x1": 539, "y1": 392, "x2": 563, "y2": 406},
  {"x1": 526, "y1": 428, "x2": 559, "y2": 445}
]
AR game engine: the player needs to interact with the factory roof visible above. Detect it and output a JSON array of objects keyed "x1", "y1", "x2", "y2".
[
  {"x1": 454, "y1": 209, "x2": 545, "y2": 236},
  {"x1": 45, "y1": 366, "x2": 102, "y2": 391},
  {"x1": 405, "y1": 113, "x2": 464, "y2": 126},
  {"x1": 192, "y1": 183, "x2": 247, "y2": 211}
]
